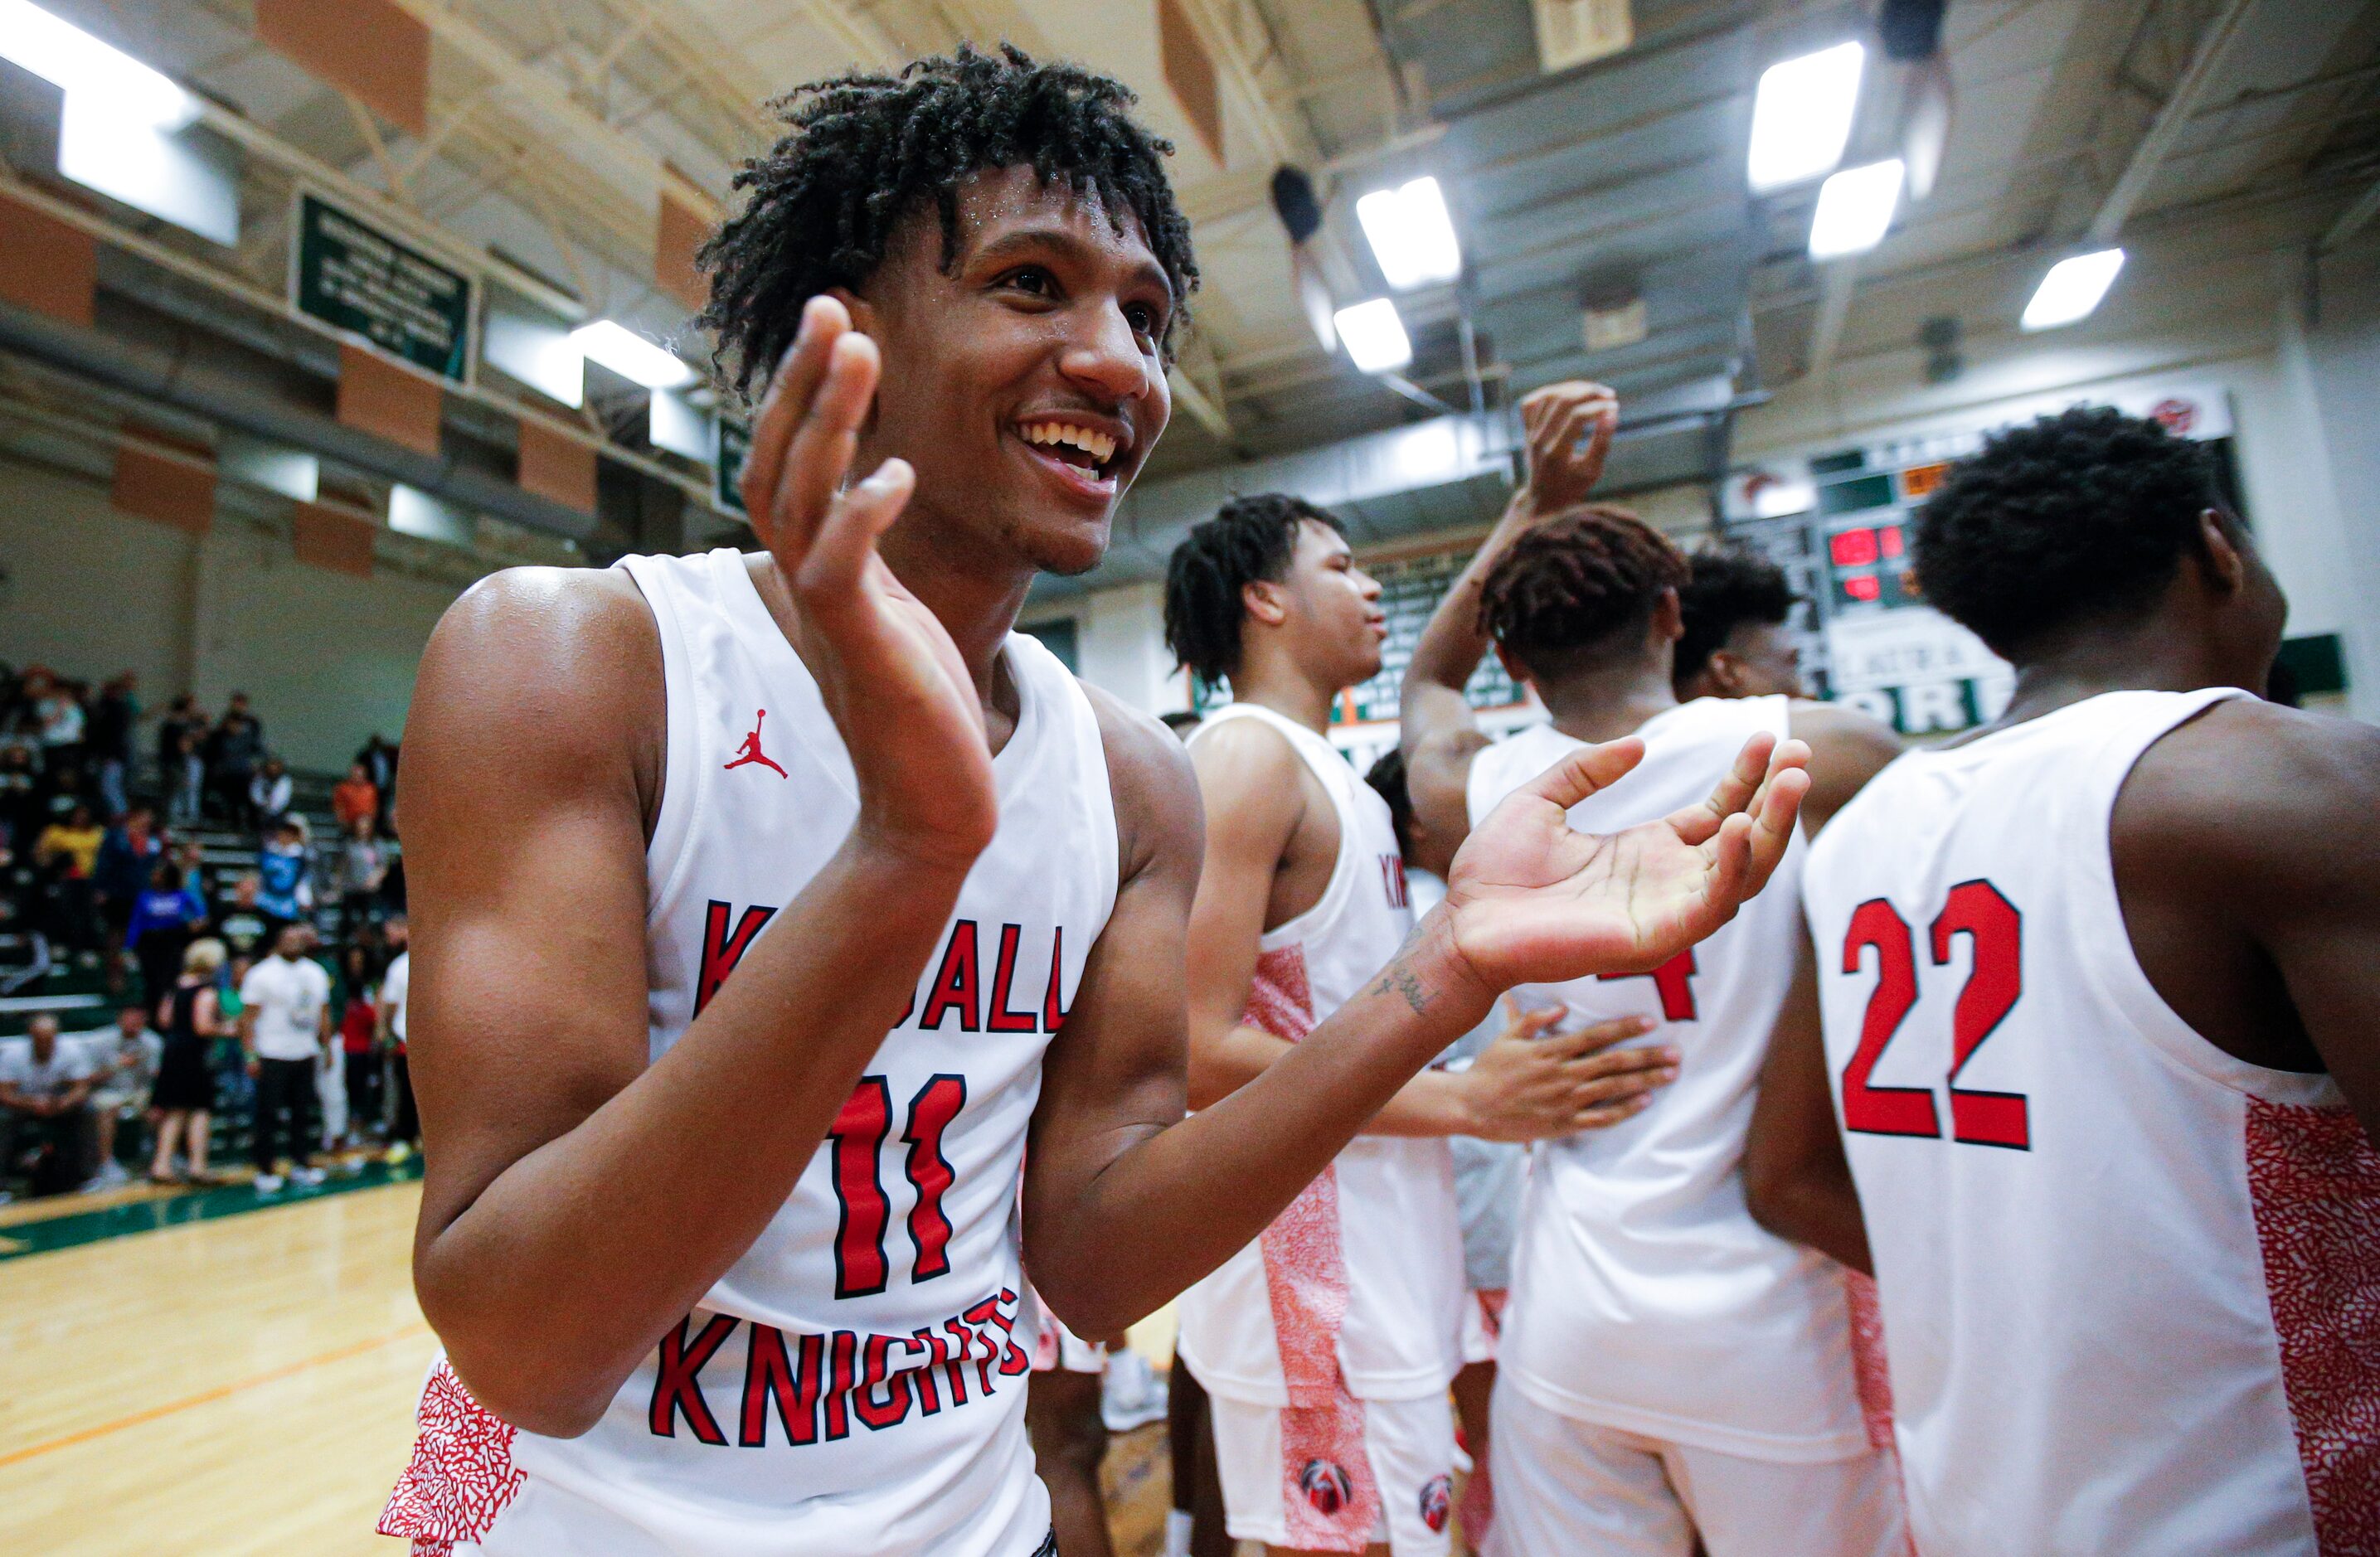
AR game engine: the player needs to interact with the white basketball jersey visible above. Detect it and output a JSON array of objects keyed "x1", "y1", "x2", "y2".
[
  {"x1": 1174, "y1": 703, "x2": 1466, "y2": 1405},
  {"x1": 1470, "y1": 698, "x2": 1870, "y2": 1462},
  {"x1": 381, "y1": 549, "x2": 1116, "y2": 1557},
  {"x1": 1802, "y1": 687, "x2": 2380, "y2": 1556}
]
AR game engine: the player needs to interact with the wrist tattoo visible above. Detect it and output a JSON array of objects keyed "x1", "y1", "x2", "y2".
[{"x1": 1370, "y1": 960, "x2": 1431, "y2": 1016}]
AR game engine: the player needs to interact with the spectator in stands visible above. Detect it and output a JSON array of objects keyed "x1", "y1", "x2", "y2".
[
  {"x1": 378, "y1": 913, "x2": 414, "y2": 1164},
  {"x1": 0, "y1": 1014, "x2": 96, "y2": 1197},
  {"x1": 210, "y1": 873, "x2": 271, "y2": 963},
  {"x1": 28, "y1": 669, "x2": 87, "y2": 775},
  {"x1": 336, "y1": 943, "x2": 380, "y2": 1151},
  {"x1": 167, "y1": 728, "x2": 206, "y2": 827},
  {"x1": 36, "y1": 759, "x2": 92, "y2": 831},
  {"x1": 332, "y1": 762, "x2": 378, "y2": 832},
  {"x1": 36, "y1": 802, "x2": 105, "y2": 954},
  {"x1": 126, "y1": 858, "x2": 207, "y2": 1007},
  {"x1": 1672, "y1": 547, "x2": 1806, "y2": 701},
  {"x1": 248, "y1": 756, "x2": 294, "y2": 832},
  {"x1": 82, "y1": 1003, "x2": 160, "y2": 1188},
  {"x1": 152, "y1": 938, "x2": 228, "y2": 1183},
  {"x1": 95, "y1": 803, "x2": 167, "y2": 963},
  {"x1": 206, "y1": 692, "x2": 263, "y2": 827},
  {"x1": 90, "y1": 673, "x2": 138, "y2": 820},
  {"x1": 355, "y1": 734, "x2": 398, "y2": 830},
  {"x1": 333, "y1": 815, "x2": 386, "y2": 937},
  {"x1": 240, "y1": 924, "x2": 329, "y2": 1195},
  {"x1": 0, "y1": 742, "x2": 36, "y2": 847},
  {"x1": 255, "y1": 819, "x2": 311, "y2": 942},
  {"x1": 157, "y1": 693, "x2": 200, "y2": 782}
]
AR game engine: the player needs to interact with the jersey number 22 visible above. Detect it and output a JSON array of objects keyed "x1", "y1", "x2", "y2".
[{"x1": 1838, "y1": 880, "x2": 2029, "y2": 1150}]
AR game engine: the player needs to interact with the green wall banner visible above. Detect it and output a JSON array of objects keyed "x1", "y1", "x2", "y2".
[{"x1": 292, "y1": 192, "x2": 474, "y2": 383}]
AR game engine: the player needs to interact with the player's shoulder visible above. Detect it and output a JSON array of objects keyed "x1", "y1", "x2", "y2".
[
  {"x1": 1078, "y1": 681, "x2": 1202, "y2": 884},
  {"x1": 2122, "y1": 695, "x2": 2380, "y2": 885},
  {"x1": 431, "y1": 565, "x2": 653, "y2": 671},
  {"x1": 415, "y1": 566, "x2": 661, "y2": 761},
  {"x1": 1786, "y1": 698, "x2": 1903, "y2": 834}
]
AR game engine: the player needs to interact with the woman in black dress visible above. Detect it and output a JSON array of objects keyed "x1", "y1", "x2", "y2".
[{"x1": 150, "y1": 937, "x2": 229, "y2": 1183}]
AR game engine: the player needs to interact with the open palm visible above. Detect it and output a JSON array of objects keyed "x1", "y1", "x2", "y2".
[
  {"x1": 1442, "y1": 732, "x2": 1808, "y2": 991},
  {"x1": 741, "y1": 297, "x2": 997, "y2": 870}
]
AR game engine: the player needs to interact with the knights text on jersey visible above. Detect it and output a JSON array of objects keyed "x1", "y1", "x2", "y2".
[
  {"x1": 1801, "y1": 687, "x2": 2380, "y2": 1556},
  {"x1": 1469, "y1": 699, "x2": 1871, "y2": 1462},
  {"x1": 1173, "y1": 704, "x2": 1467, "y2": 1407},
  {"x1": 379, "y1": 549, "x2": 1119, "y2": 1557}
]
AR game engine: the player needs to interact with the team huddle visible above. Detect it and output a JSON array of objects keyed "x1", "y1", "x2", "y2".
[{"x1": 376, "y1": 46, "x2": 2380, "y2": 1557}]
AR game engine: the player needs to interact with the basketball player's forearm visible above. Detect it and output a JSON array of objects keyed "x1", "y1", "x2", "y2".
[
  {"x1": 1193, "y1": 1021, "x2": 1479, "y2": 1137},
  {"x1": 1041, "y1": 915, "x2": 1494, "y2": 1327},
  {"x1": 414, "y1": 839, "x2": 970, "y2": 1434},
  {"x1": 1403, "y1": 487, "x2": 1533, "y2": 699}
]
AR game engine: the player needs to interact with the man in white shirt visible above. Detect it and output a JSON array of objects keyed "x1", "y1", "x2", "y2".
[
  {"x1": 78, "y1": 1004, "x2": 163, "y2": 1189},
  {"x1": 240, "y1": 924, "x2": 332, "y2": 1193},
  {"x1": 1, "y1": 1014, "x2": 98, "y2": 1196}
]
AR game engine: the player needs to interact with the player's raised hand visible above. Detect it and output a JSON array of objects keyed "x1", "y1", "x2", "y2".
[
  {"x1": 741, "y1": 295, "x2": 996, "y2": 870},
  {"x1": 1439, "y1": 732, "x2": 1809, "y2": 993},
  {"x1": 1518, "y1": 381, "x2": 1619, "y2": 512}
]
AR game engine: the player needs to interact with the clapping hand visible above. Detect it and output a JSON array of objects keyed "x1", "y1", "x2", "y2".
[{"x1": 1440, "y1": 731, "x2": 1809, "y2": 996}]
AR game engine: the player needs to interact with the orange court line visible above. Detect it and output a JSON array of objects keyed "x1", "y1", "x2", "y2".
[{"x1": 0, "y1": 1322, "x2": 430, "y2": 1469}]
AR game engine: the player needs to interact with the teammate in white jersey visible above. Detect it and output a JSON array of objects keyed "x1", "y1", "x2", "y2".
[
  {"x1": 382, "y1": 48, "x2": 1811, "y2": 1557},
  {"x1": 1748, "y1": 405, "x2": 2380, "y2": 1555},
  {"x1": 1161, "y1": 496, "x2": 1677, "y2": 1557},
  {"x1": 1399, "y1": 382, "x2": 1908, "y2": 1557}
]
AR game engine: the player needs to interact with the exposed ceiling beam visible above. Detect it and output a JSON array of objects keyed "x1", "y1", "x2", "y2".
[{"x1": 2086, "y1": 0, "x2": 2259, "y2": 244}]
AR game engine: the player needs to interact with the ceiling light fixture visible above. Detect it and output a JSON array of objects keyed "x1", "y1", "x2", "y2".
[
  {"x1": 0, "y1": 0, "x2": 197, "y2": 129},
  {"x1": 1355, "y1": 177, "x2": 1463, "y2": 290},
  {"x1": 1808, "y1": 158, "x2": 1905, "y2": 259},
  {"x1": 571, "y1": 321, "x2": 697, "y2": 390},
  {"x1": 2021, "y1": 249, "x2": 2125, "y2": 332},
  {"x1": 1747, "y1": 41, "x2": 1864, "y2": 192},
  {"x1": 1334, "y1": 299, "x2": 1414, "y2": 374}
]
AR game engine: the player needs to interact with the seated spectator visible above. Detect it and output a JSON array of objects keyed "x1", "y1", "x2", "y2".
[
  {"x1": 36, "y1": 802, "x2": 105, "y2": 953},
  {"x1": 90, "y1": 673, "x2": 138, "y2": 821},
  {"x1": 0, "y1": 1014, "x2": 96, "y2": 1196},
  {"x1": 334, "y1": 816, "x2": 386, "y2": 936},
  {"x1": 332, "y1": 763, "x2": 379, "y2": 832},
  {"x1": 210, "y1": 873, "x2": 272, "y2": 962},
  {"x1": 79, "y1": 1003, "x2": 161, "y2": 1189},
  {"x1": 248, "y1": 757, "x2": 294, "y2": 832},
  {"x1": 255, "y1": 821, "x2": 311, "y2": 939},
  {"x1": 126, "y1": 858, "x2": 208, "y2": 1003},
  {"x1": 152, "y1": 938, "x2": 229, "y2": 1183},
  {"x1": 28, "y1": 670, "x2": 86, "y2": 776}
]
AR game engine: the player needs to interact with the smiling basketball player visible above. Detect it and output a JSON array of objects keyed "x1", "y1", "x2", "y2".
[{"x1": 379, "y1": 47, "x2": 1808, "y2": 1557}]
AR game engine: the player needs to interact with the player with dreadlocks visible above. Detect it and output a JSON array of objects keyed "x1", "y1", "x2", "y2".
[
  {"x1": 1399, "y1": 381, "x2": 1906, "y2": 1556},
  {"x1": 381, "y1": 47, "x2": 1810, "y2": 1556}
]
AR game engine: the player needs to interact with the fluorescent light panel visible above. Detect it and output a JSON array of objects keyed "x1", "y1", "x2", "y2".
[
  {"x1": 1333, "y1": 299, "x2": 1412, "y2": 374},
  {"x1": 1355, "y1": 176, "x2": 1462, "y2": 290},
  {"x1": 570, "y1": 321, "x2": 696, "y2": 390},
  {"x1": 1808, "y1": 158, "x2": 1904, "y2": 259},
  {"x1": 2022, "y1": 249, "x2": 2126, "y2": 332},
  {"x1": 1748, "y1": 41, "x2": 1863, "y2": 192},
  {"x1": 0, "y1": 0, "x2": 196, "y2": 129}
]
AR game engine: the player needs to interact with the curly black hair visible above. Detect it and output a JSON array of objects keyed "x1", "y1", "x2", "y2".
[
  {"x1": 1479, "y1": 505, "x2": 1688, "y2": 680},
  {"x1": 1674, "y1": 547, "x2": 1797, "y2": 689},
  {"x1": 699, "y1": 44, "x2": 1199, "y2": 397},
  {"x1": 1163, "y1": 493, "x2": 1345, "y2": 683},
  {"x1": 1913, "y1": 405, "x2": 2221, "y2": 657}
]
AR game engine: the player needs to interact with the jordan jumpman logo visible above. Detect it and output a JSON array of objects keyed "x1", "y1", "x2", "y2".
[{"x1": 723, "y1": 709, "x2": 788, "y2": 778}]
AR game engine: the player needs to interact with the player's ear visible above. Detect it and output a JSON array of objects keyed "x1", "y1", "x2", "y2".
[
  {"x1": 1707, "y1": 648, "x2": 1745, "y2": 698},
  {"x1": 828, "y1": 287, "x2": 877, "y2": 341},
  {"x1": 1652, "y1": 587, "x2": 1685, "y2": 644},
  {"x1": 2196, "y1": 507, "x2": 2246, "y2": 595},
  {"x1": 1494, "y1": 640, "x2": 1533, "y2": 693},
  {"x1": 1241, "y1": 578, "x2": 1290, "y2": 628}
]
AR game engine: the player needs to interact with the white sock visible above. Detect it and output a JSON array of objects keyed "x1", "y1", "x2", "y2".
[{"x1": 1163, "y1": 1509, "x2": 1192, "y2": 1557}]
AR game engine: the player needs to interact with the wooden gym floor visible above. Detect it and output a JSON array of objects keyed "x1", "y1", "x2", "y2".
[{"x1": 0, "y1": 1174, "x2": 1174, "y2": 1555}]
